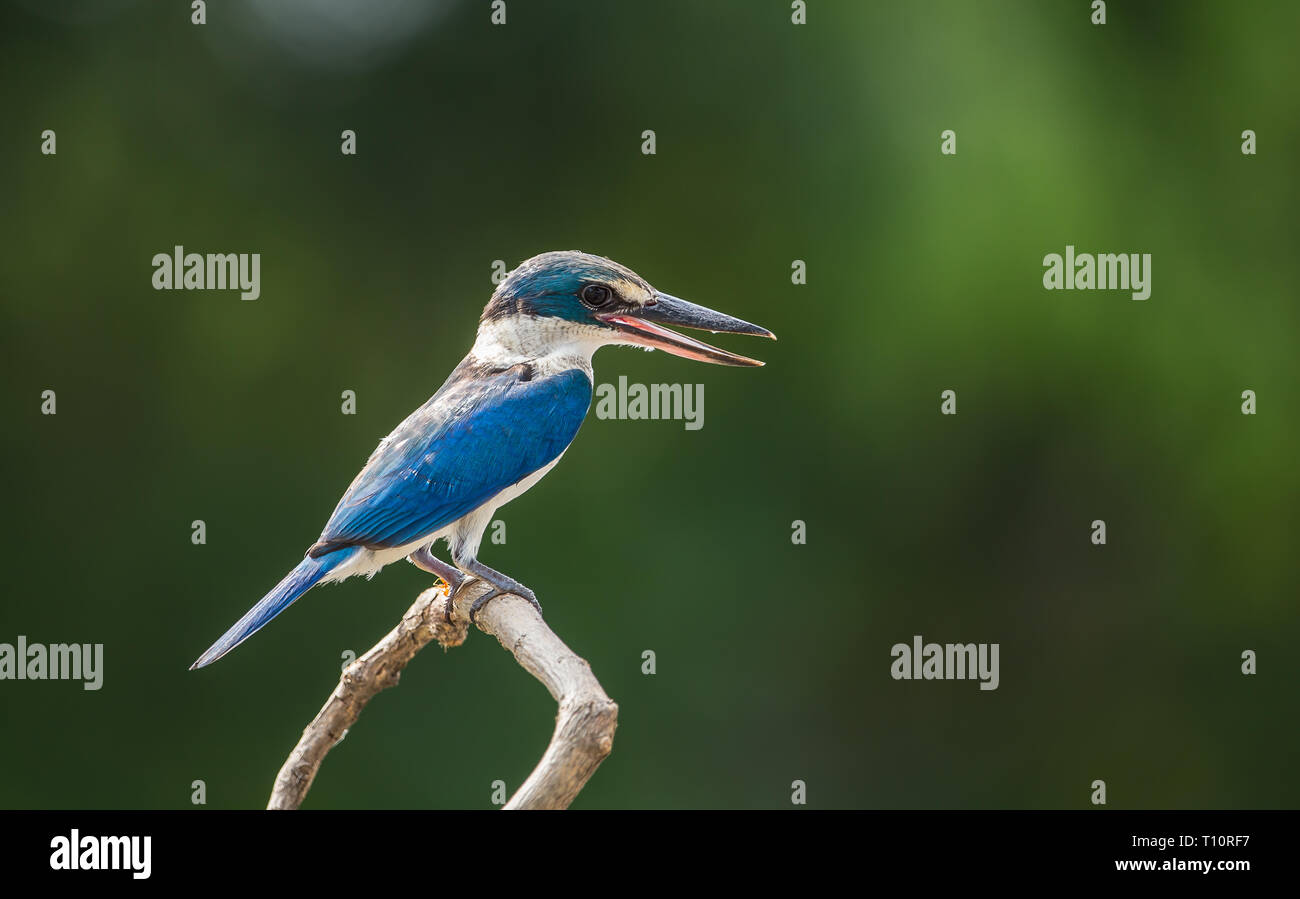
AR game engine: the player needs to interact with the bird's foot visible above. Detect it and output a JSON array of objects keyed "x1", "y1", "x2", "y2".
[
  {"x1": 450, "y1": 559, "x2": 543, "y2": 623},
  {"x1": 469, "y1": 582, "x2": 542, "y2": 623},
  {"x1": 407, "y1": 547, "x2": 464, "y2": 621},
  {"x1": 434, "y1": 577, "x2": 468, "y2": 622}
]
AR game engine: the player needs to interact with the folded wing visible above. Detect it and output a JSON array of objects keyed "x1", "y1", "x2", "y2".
[{"x1": 310, "y1": 365, "x2": 593, "y2": 556}]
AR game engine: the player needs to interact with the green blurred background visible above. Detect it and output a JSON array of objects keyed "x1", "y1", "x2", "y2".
[{"x1": 1, "y1": 0, "x2": 1296, "y2": 809}]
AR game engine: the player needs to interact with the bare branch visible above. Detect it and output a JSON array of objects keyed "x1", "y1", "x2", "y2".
[{"x1": 266, "y1": 579, "x2": 617, "y2": 810}]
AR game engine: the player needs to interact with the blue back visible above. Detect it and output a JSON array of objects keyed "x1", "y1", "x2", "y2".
[{"x1": 312, "y1": 365, "x2": 592, "y2": 554}]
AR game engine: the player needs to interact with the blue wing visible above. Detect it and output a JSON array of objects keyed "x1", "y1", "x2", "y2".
[{"x1": 310, "y1": 363, "x2": 592, "y2": 555}]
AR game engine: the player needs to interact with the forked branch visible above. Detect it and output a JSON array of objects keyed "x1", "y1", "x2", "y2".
[{"x1": 266, "y1": 579, "x2": 617, "y2": 810}]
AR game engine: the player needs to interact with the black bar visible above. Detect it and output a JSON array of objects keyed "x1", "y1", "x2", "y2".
[{"x1": 1, "y1": 810, "x2": 1285, "y2": 885}]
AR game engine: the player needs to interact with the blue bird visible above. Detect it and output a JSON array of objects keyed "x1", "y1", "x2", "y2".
[{"x1": 191, "y1": 251, "x2": 774, "y2": 669}]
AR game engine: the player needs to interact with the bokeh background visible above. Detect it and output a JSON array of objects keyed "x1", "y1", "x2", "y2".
[{"x1": 1, "y1": 0, "x2": 1296, "y2": 809}]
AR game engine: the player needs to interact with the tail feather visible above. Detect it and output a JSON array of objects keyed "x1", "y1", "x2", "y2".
[{"x1": 190, "y1": 547, "x2": 357, "y2": 670}]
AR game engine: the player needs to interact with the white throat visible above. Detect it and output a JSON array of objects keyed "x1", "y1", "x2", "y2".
[{"x1": 468, "y1": 315, "x2": 609, "y2": 377}]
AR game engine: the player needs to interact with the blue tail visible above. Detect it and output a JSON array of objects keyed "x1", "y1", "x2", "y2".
[{"x1": 190, "y1": 547, "x2": 358, "y2": 670}]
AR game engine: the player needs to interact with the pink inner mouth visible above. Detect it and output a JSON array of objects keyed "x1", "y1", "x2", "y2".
[{"x1": 603, "y1": 315, "x2": 763, "y2": 366}]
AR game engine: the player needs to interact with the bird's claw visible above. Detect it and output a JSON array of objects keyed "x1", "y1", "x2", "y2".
[
  {"x1": 468, "y1": 586, "x2": 542, "y2": 623},
  {"x1": 441, "y1": 581, "x2": 456, "y2": 623}
]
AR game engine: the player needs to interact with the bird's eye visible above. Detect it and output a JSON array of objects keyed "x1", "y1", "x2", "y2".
[{"x1": 581, "y1": 284, "x2": 613, "y2": 307}]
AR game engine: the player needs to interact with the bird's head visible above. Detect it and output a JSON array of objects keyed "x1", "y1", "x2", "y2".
[{"x1": 480, "y1": 251, "x2": 775, "y2": 366}]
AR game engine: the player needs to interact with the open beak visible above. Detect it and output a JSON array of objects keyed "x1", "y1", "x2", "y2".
[{"x1": 599, "y1": 292, "x2": 776, "y2": 367}]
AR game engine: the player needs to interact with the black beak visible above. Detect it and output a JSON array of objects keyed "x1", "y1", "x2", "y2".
[{"x1": 599, "y1": 292, "x2": 776, "y2": 367}]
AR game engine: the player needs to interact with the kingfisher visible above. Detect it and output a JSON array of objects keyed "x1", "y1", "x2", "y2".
[{"x1": 190, "y1": 251, "x2": 774, "y2": 669}]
